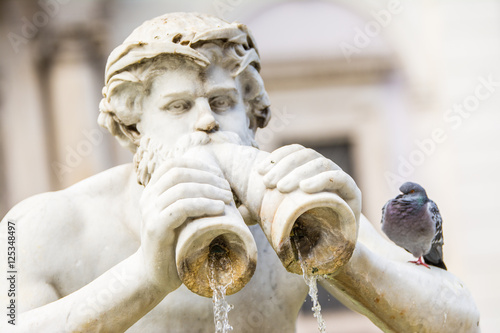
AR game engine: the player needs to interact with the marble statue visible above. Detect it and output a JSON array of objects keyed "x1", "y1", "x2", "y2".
[{"x1": 0, "y1": 12, "x2": 480, "y2": 332}]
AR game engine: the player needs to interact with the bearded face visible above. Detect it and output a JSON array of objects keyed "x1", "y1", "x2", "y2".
[
  {"x1": 130, "y1": 54, "x2": 260, "y2": 187},
  {"x1": 100, "y1": 42, "x2": 270, "y2": 155}
]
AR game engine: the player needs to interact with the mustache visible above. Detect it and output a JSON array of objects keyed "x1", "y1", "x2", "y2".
[
  {"x1": 134, "y1": 131, "x2": 245, "y2": 186},
  {"x1": 170, "y1": 131, "x2": 244, "y2": 157}
]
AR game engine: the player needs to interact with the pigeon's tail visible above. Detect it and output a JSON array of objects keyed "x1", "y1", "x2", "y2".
[{"x1": 423, "y1": 255, "x2": 447, "y2": 270}]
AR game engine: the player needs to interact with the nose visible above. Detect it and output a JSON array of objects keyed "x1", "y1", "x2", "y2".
[{"x1": 194, "y1": 98, "x2": 219, "y2": 132}]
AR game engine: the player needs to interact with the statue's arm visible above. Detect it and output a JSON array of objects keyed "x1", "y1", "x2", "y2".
[
  {"x1": 253, "y1": 145, "x2": 480, "y2": 332},
  {"x1": 319, "y1": 215, "x2": 481, "y2": 333},
  {"x1": 0, "y1": 202, "x2": 169, "y2": 332},
  {"x1": 1, "y1": 250, "x2": 166, "y2": 332},
  {"x1": 0, "y1": 157, "x2": 232, "y2": 332}
]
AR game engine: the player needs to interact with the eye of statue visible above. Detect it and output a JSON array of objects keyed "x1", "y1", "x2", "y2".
[
  {"x1": 163, "y1": 100, "x2": 191, "y2": 114},
  {"x1": 210, "y1": 96, "x2": 233, "y2": 113}
]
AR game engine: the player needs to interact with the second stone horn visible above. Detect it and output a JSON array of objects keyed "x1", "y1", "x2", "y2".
[{"x1": 208, "y1": 142, "x2": 359, "y2": 276}]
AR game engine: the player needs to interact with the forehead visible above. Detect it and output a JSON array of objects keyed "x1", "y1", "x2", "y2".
[{"x1": 147, "y1": 59, "x2": 239, "y2": 95}]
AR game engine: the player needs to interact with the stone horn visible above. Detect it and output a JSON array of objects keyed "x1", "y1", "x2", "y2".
[
  {"x1": 174, "y1": 148, "x2": 258, "y2": 298},
  {"x1": 208, "y1": 143, "x2": 359, "y2": 276}
]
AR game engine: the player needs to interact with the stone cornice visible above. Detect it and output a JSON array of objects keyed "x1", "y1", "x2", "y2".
[{"x1": 261, "y1": 56, "x2": 396, "y2": 91}]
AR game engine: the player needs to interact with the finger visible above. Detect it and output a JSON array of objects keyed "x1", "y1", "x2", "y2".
[
  {"x1": 346, "y1": 197, "x2": 361, "y2": 222},
  {"x1": 262, "y1": 148, "x2": 323, "y2": 188},
  {"x1": 150, "y1": 157, "x2": 223, "y2": 186},
  {"x1": 276, "y1": 158, "x2": 339, "y2": 193},
  {"x1": 300, "y1": 170, "x2": 359, "y2": 201},
  {"x1": 151, "y1": 168, "x2": 230, "y2": 197},
  {"x1": 300, "y1": 171, "x2": 362, "y2": 222},
  {"x1": 156, "y1": 183, "x2": 233, "y2": 210},
  {"x1": 160, "y1": 198, "x2": 226, "y2": 229},
  {"x1": 257, "y1": 144, "x2": 305, "y2": 175}
]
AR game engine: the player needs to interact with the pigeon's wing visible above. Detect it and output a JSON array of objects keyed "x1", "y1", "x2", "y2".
[
  {"x1": 423, "y1": 200, "x2": 447, "y2": 270},
  {"x1": 381, "y1": 201, "x2": 387, "y2": 225},
  {"x1": 381, "y1": 200, "x2": 413, "y2": 255}
]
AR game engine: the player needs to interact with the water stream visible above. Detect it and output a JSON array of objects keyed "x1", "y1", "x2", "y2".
[
  {"x1": 294, "y1": 237, "x2": 327, "y2": 333},
  {"x1": 301, "y1": 267, "x2": 327, "y2": 333},
  {"x1": 208, "y1": 246, "x2": 234, "y2": 333}
]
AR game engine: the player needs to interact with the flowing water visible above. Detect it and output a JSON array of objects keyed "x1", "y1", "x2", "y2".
[
  {"x1": 294, "y1": 238, "x2": 327, "y2": 333},
  {"x1": 301, "y1": 267, "x2": 327, "y2": 333},
  {"x1": 208, "y1": 249, "x2": 234, "y2": 333}
]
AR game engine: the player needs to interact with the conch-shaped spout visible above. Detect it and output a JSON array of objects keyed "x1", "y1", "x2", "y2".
[
  {"x1": 174, "y1": 148, "x2": 257, "y2": 298},
  {"x1": 208, "y1": 143, "x2": 358, "y2": 276},
  {"x1": 175, "y1": 200, "x2": 257, "y2": 297}
]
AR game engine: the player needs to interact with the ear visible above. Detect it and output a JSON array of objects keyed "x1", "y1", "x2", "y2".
[
  {"x1": 237, "y1": 68, "x2": 271, "y2": 129},
  {"x1": 254, "y1": 105, "x2": 271, "y2": 128},
  {"x1": 237, "y1": 67, "x2": 262, "y2": 102},
  {"x1": 109, "y1": 83, "x2": 144, "y2": 126},
  {"x1": 99, "y1": 79, "x2": 144, "y2": 152},
  {"x1": 98, "y1": 111, "x2": 139, "y2": 153}
]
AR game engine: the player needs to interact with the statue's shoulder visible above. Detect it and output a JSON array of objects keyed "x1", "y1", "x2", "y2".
[
  {"x1": 0, "y1": 164, "x2": 138, "y2": 283},
  {"x1": 2, "y1": 163, "x2": 136, "y2": 229}
]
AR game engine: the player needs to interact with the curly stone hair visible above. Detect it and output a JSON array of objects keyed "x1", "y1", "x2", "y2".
[{"x1": 98, "y1": 12, "x2": 271, "y2": 152}]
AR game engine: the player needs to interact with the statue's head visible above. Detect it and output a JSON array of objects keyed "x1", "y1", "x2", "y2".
[{"x1": 99, "y1": 12, "x2": 271, "y2": 153}]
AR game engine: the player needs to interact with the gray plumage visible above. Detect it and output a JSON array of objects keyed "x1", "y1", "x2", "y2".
[{"x1": 381, "y1": 182, "x2": 446, "y2": 270}]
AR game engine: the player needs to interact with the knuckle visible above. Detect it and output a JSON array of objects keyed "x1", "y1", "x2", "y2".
[
  {"x1": 206, "y1": 165, "x2": 223, "y2": 177},
  {"x1": 304, "y1": 147, "x2": 315, "y2": 154},
  {"x1": 152, "y1": 161, "x2": 174, "y2": 178},
  {"x1": 142, "y1": 218, "x2": 161, "y2": 239},
  {"x1": 317, "y1": 158, "x2": 331, "y2": 170},
  {"x1": 166, "y1": 200, "x2": 183, "y2": 213},
  {"x1": 304, "y1": 148, "x2": 321, "y2": 158},
  {"x1": 291, "y1": 144, "x2": 305, "y2": 150},
  {"x1": 167, "y1": 167, "x2": 183, "y2": 179},
  {"x1": 329, "y1": 159, "x2": 340, "y2": 170},
  {"x1": 199, "y1": 184, "x2": 212, "y2": 197},
  {"x1": 334, "y1": 169, "x2": 347, "y2": 178},
  {"x1": 173, "y1": 183, "x2": 189, "y2": 197},
  {"x1": 163, "y1": 202, "x2": 188, "y2": 223}
]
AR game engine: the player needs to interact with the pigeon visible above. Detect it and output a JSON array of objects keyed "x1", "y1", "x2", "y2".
[{"x1": 381, "y1": 182, "x2": 447, "y2": 270}]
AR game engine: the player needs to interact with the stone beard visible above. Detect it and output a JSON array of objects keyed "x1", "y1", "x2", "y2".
[{"x1": 133, "y1": 130, "x2": 258, "y2": 187}]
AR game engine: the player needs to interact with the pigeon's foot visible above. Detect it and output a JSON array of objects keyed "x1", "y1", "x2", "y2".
[{"x1": 409, "y1": 257, "x2": 430, "y2": 269}]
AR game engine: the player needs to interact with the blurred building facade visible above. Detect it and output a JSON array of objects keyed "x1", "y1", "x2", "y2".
[{"x1": 1, "y1": 0, "x2": 499, "y2": 331}]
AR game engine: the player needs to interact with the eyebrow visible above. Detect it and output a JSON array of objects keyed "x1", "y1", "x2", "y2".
[
  {"x1": 205, "y1": 86, "x2": 238, "y2": 98},
  {"x1": 160, "y1": 86, "x2": 238, "y2": 99},
  {"x1": 160, "y1": 89, "x2": 195, "y2": 99}
]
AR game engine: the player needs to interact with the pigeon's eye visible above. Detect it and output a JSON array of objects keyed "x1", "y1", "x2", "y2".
[{"x1": 409, "y1": 190, "x2": 415, "y2": 193}]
